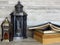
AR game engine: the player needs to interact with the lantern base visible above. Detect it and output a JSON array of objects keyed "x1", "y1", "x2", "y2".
[
  {"x1": 2, "y1": 39, "x2": 9, "y2": 42},
  {"x1": 13, "y1": 37, "x2": 23, "y2": 41}
]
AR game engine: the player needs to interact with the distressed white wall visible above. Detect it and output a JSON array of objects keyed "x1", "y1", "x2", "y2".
[{"x1": 0, "y1": 0, "x2": 60, "y2": 34}]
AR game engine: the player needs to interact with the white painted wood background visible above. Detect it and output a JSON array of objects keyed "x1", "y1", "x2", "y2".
[{"x1": 0, "y1": 0, "x2": 60, "y2": 34}]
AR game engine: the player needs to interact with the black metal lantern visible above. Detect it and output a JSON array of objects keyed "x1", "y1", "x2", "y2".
[
  {"x1": 1, "y1": 17, "x2": 13, "y2": 42},
  {"x1": 10, "y1": 1, "x2": 27, "y2": 40}
]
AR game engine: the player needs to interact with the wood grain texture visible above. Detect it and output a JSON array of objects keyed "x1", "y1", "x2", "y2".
[{"x1": 34, "y1": 31, "x2": 60, "y2": 44}]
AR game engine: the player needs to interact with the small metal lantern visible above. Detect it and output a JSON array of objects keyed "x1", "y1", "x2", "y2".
[{"x1": 1, "y1": 17, "x2": 13, "y2": 42}]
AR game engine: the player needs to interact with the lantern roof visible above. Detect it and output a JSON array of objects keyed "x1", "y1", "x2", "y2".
[
  {"x1": 10, "y1": 1, "x2": 27, "y2": 16},
  {"x1": 15, "y1": 1, "x2": 23, "y2": 9},
  {"x1": 1, "y1": 17, "x2": 10, "y2": 26}
]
